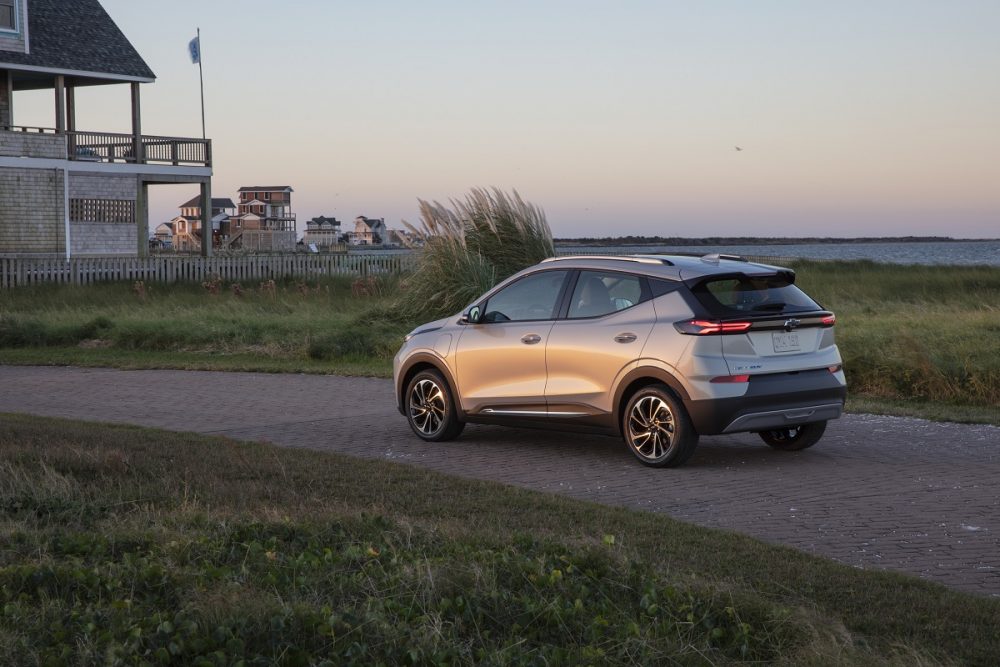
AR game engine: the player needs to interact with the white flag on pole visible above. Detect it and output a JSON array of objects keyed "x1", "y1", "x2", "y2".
[{"x1": 188, "y1": 35, "x2": 201, "y2": 64}]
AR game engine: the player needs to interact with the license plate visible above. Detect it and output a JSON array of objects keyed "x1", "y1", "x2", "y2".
[{"x1": 772, "y1": 332, "x2": 801, "y2": 353}]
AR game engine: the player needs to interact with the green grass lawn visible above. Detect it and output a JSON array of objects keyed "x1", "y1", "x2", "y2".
[
  {"x1": 1, "y1": 261, "x2": 998, "y2": 424},
  {"x1": 0, "y1": 276, "x2": 405, "y2": 377},
  {"x1": 793, "y1": 261, "x2": 1000, "y2": 421},
  {"x1": 2, "y1": 414, "x2": 998, "y2": 665}
]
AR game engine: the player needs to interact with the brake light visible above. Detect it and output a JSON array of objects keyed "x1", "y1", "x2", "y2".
[
  {"x1": 675, "y1": 319, "x2": 753, "y2": 335},
  {"x1": 710, "y1": 375, "x2": 751, "y2": 383},
  {"x1": 821, "y1": 314, "x2": 836, "y2": 326}
]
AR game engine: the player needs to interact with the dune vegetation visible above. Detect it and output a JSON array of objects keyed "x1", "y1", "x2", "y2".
[
  {"x1": 399, "y1": 188, "x2": 555, "y2": 320},
  {"x1": 792, "y1": 260, "x2": 1000, "y2": 418},
  {"x1": 2, "y1": 414, "x2": 999, "y2": 665}
]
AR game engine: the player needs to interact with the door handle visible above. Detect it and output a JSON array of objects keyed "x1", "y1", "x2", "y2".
[
  {"x1": 521, "y1": 334, "x2": 542, "y2": 345},
  {"x1": 614, "y1": 333, "x2": 638, "y2": 344}
]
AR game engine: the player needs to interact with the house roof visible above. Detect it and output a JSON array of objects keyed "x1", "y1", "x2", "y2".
[
  {"x1": 238, "y1": 186, "x2": 294, "y2": 193},
  {"x1": 179, "y1": 196, "x2": 236, "y2": 209},
  {"x1": 306, "y1": 215, "x2": 340, "y2": 227},
  {"x1": 0, "y1": 0, "x2": 156, "y2": 86}
]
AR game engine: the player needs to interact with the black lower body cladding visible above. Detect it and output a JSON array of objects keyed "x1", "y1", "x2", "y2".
[{"x1": 686, "y1": 369, "x2": 847, "y2": 435}]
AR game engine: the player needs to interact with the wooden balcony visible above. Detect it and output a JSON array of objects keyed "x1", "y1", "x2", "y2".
[
  {"x1": 1, "y1": 125, "x2": 212, "y2": 167},
  {"x1": 265, "y1": 217, "x2": 297, "y2": 232}
]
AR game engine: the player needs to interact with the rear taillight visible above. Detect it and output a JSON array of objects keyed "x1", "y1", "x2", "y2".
[
  {"x1": 674, "y1": 319, "x2": 753, "y2": 335},
  {"x1": 821, "y1": 314, "x2": 836, "y2": 326},
  {"x1": 710, "y1": 375, "x2": 751, "y2": 383}
]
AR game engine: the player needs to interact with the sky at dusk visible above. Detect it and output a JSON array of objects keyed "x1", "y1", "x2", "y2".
[{"x1": 13, "y1": 0, "x2": 1000, "y2": 238}]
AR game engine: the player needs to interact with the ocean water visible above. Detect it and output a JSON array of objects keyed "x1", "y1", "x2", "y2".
[{"x1": 554, "y1": 241, "x2": 1000, "y2": 266}]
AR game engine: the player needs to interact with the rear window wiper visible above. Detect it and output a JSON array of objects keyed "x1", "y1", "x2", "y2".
[{"x1": 751, "y1": 302, "x2": 786, "y2": 311}]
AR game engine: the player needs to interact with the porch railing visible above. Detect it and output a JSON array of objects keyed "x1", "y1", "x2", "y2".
[
  {"x1": 1, "y1": 126, "x2": 212, "y2": 167},
  {"x1": 265, "y1": 216, "x2": 297, "y2": 232}
]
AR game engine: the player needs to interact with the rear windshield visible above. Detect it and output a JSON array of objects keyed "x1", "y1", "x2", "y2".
[{"x1": 691, "y1": 274, "x2": 822, "y2": 316}]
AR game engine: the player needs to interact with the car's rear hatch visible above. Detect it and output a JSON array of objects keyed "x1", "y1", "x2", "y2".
[{"x1": 683, "y1": 269, "x2": 837, "y2": 375}]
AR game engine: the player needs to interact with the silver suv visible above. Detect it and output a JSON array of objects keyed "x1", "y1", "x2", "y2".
[{"x1": 394, "y1": 254, "x2": 846, "y2": 467}]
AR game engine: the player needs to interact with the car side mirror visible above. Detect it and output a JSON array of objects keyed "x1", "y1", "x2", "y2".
[{"x1": 461, "y1": 305, "x2": 482, "y2": 325}]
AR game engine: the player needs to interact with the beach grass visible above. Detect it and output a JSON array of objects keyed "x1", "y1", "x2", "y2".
[
  {"x1": 792, "y1": 260, "x2": 1000, "y2": 416},
  {"x1": 0, "y1": 275, "x2": 411, "y2": 373},
  {"x1": 2, "y1": 413, "x2": 998, "y2": 664},
  {"x1": 1, "y1": 260, "x2": 998, "y2": 424}
]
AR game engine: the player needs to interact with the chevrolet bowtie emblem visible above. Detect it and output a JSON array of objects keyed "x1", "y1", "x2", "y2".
[{"x1": 783, "y1": 318, "x2": 801, "y2": 331}]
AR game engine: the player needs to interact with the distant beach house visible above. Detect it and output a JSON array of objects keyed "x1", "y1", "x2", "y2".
[
  {"x1": 170, "y1": 196, "x2": 235, "y2": 252},
  {"x1": 351, "y1": 216, "x2": 387, "y2": 245},
  {"x1": 0, "y1": 0, "x2": 214, "y2": 258},
  {"x1": 302, "y1": 215, "x2": 342, "y2": 247},
  {"x1": 153, "y1": 222, "x2": 174, "y2": 248},
  {"x1": 223, "y1": 186, "x2": 296, "y2": 251}
]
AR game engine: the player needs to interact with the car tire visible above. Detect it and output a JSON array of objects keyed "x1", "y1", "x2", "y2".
[
  {"x1": 622, "y1": 385, "x2": 699, "y2": 468},
  {"x1": 758, "y1": 421, "x2": 827, "y2": 451},
  {"x1": 405, "y1": 369, "x2": 465, "y2": 442}
]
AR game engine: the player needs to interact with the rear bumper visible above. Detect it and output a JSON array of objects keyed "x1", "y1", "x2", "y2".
[
  {"x1": 685, "y1": 369, "x2": 846, "y2": 435},
  {"x1": 720, "y1": 402, "x2": 843, "y2": 433}
]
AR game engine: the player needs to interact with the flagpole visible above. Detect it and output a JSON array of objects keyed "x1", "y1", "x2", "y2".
[{"x1": 197, "y1": 27, "x2": 206, "y2": 140}]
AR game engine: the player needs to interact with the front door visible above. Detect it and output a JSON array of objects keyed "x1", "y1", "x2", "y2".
[{"x1": 454, "y1": 269, "x2": 569, "y2": 415}]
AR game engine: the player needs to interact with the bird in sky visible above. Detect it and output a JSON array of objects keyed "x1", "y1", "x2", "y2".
[{"x1": 735, "y1": 146, "x2": 743, "y2": 151}]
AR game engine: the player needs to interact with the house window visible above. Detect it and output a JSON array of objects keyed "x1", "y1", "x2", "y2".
[{"x1": 0, "y1": 0, "x2": 16, "y2": 31}]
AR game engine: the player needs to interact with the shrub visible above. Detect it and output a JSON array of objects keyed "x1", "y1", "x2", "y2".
[
  {"x1": 400, "y1": 187, "x2": 555, "y2": 319},
  {"x1": 0, "y1": 315, "x2": 113, "y2": 347},
  {"x1": 307, "y1": 317, "x2": 407, "y2": 361}
]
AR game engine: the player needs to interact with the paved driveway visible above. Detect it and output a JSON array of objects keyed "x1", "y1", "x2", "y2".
[{"x1": 1, "y1": 366, "x2": 998, "y2": 596}]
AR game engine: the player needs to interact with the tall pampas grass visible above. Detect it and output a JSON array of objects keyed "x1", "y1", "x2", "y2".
[{"x1": 400, "y1": 188, "x2": 555, "y2": 319}]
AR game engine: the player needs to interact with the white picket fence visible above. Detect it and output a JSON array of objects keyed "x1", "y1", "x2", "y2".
[
  {"x1": 0, "y1": 250, "x2": 805, "y2": 289},
  {"x1": 0, "y1": 254, "x2": 416, "y2": 288}
]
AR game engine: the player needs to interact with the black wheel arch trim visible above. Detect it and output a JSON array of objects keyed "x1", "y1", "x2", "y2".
[
  {"x1": 397, "y1": 353, "x2": 466, "y2": 420},
  {"x1": 612, "y1": 366, "x2": 691, "y2": 434}
]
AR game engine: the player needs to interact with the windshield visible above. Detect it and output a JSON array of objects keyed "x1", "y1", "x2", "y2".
[{"x1": 691, "y1": 274, "x2": 822, "y2": 316}]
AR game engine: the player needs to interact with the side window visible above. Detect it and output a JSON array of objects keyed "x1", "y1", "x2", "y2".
[
  {"x1": 649, "y1": 278, "x2": 679, "y2": 298},
  {"x1": 0, "y1": 0, "x2": 15, "y2": 31},
  {"x1": 568, "y1": 271, "x2": 644, "y2": 319},
  {"x1": 481, "y1": 270, "x2": 568, "y2": 323}
]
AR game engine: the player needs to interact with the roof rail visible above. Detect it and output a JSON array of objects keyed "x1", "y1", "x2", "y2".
[{"x1": 543, "y1": 255, "x2": 674, "y2": 266}]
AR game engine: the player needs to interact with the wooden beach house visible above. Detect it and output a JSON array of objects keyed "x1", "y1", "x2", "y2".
[
  {"x1": 0, "y1": 0, "x2": 214, "y2": 257},
  {"x1": 224, "y1": 186, "x2": 297, "y2": 251}
]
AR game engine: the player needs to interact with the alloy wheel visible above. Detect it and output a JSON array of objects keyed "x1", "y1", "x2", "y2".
[
  {"x1": 409, "y1": 378, "x2": 446, "y2": 436},
  {"x1": 758, "y1": 421, "x2": 826, "y2": 451},
  {"x1": 628, "y1": 395, "x2": 676, "y2": 460}
]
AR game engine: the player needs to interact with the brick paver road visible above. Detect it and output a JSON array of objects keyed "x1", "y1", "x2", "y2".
[{"x1": 2, "y1": 366, "x2": 998, "y2": 596}]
